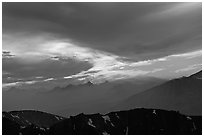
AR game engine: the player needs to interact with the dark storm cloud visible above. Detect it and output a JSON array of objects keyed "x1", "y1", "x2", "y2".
[{"x1": 3, "y1": 2, "x2": 202, "y2": 60}]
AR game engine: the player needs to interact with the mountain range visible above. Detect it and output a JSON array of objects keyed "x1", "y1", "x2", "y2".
[
  {"x1": 3, "y1": 76, "x2": 166, "y2": 116},
  {"x1": 115, "y1": 71, "x2": 202, "y2": 115},
  {"x1": 2, "y1": 71, "x2": 202, "y2": 134},
  {"x1": 2, "y1": 108, "x2": 201, "y2": 135}
]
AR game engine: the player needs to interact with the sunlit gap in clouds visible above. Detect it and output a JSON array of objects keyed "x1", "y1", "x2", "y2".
[
  {"x1": 40, "y1": 40, "x2": 165, "y2": 83},
  {"x1": 3, "y1": 34, "x2": 202, "y2": 87},
  {"x1": 63, "y1": 49, "x2": 202, "y2": 83}
]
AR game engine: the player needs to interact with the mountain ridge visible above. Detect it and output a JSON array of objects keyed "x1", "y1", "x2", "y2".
[
  {"x1": 115, "y1": 70, "x2": 202, "y2": 115},
  {"x1": 2, "y1": 108, "x2": 201, "y2": 135}
]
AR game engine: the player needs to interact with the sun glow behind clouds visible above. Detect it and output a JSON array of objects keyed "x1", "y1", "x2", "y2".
[
  {"x1": 62, "y1": 49, "x2": 201, "y2": 83},
  {"x1": 3, "y1": 34, "x2": 202, "y2": 86},
  {"x1": 38, "y1": 40, "x2": 169, "y2": 82},
  {"x1": 37, "y1": 37, "x2": 202, "y2": 83}
]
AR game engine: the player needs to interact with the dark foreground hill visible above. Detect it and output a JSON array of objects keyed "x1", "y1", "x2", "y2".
[
  {"x1": 2, "y1": 110, "x2": 65, "y2": 135},
  {"x1": 2, "y1": 108, "x2": 201, "y2": 135},
  {"x1": 116, "y1": 71, "x2": 202, "y2": 115}
]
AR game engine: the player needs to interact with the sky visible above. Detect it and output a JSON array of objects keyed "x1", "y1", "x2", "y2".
[{"x1": 2, "y1": 2, "x2": 202, "y2": 89}]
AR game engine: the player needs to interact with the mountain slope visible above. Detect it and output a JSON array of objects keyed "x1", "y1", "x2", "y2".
[{"x1": 116, "y1": 71, "x2": 202, "y2": 115}]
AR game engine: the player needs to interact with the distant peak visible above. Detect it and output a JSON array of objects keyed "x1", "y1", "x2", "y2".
[{"x1": 86, "y1": 81, "x2": 94, "y2": 86}]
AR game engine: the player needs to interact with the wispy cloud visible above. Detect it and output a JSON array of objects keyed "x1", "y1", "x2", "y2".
[
  {"x1": 55, "y1": 39, "x2": 201, "y2": 83},
  {"x1": 43, "y1": 78, "x2": 55, "y2": 82},
  {"x1": 143, "y1": 3, "x2": 200, "y2": 21},
  {"x1": 3, "y1": 47, "x2": 201, "y2": 88},
  {"x1": 2, "y1": 80, "x2": 37, "y2": 88},
  {"x1": 2, "y1": 51, "x2": 15, "y2": 58},
  {"x1": 35, "y1": 76, "x2": 44, "y2": 79},
  {"x1": 3, "y1": 34, "x2": 202, "y2": 86},
  {"x1": 175, "y1": 64, "x2": 202, "y2": 73},
  {"x1": 171, "y1": 50, "x2": 202, "y2": 59}
]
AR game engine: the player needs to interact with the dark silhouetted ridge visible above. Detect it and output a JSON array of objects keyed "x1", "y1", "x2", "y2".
[{"x1": 2, "y1": 108, "x2": 201, "y2": 135}]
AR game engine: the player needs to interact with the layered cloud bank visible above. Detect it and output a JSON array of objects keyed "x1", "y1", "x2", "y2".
[
  {"x1": 3, "y1": 3, "x2": 201, "y2": 58},
  {"x1": 2, "y1": 36, "x2": 202, "y2": 88},
  {"x1": 2, "y1": 2, "x2": 202, "y2": 88}
]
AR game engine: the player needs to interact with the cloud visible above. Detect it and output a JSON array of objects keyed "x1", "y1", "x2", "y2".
[
  {"x1": 171, "y1": 50, "x2": 202, "y2": 58},
  {"x1": 2, "y1": 2, "x2": 202, "y2": 86},
  {"x1": 142, "y1": 3, "x2": 201, "y2": 21},
  {"x1": 2, "y1": 31, "x2": 202, "y2": 85},
  {"x1": 2, "y1": 51, "x2": 15, "y2": 58},
  {"x1": 60, "y1": 45, "x2": 201, "y2": 83},
  {"x1": 3, "y1": 80, "x2": 37, "y2": 89},
  {"x1": 151, "y1": 68, "x2": 164, "y2": 73},
  {"x1": 50, "y1": 56, "x2": 60, "y2": 61},
  {"x1": 2, "y1": 71, "x2": 10, "y2": 75},
  {"x1": 2, "y1": 82, "x2": 19, "y2": 88},
  {"x1": 3, "y1": 48, "x2": 202, "y2": 87},
  {"x1": 175, "y1": 64, "x2": 202, "y2": 73},
  {"x1": 2, "y1": 42, "x2": 92, "y2": 81},
  {"x1": 35, "y1": 76, "x2": 44, "y2": 79},
  {"x1": 43, "y1": 78, "x2": 55, "y2": 82},
  {"x1": 3, "y1": 3, "x2": 201, "y2": 60}
]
